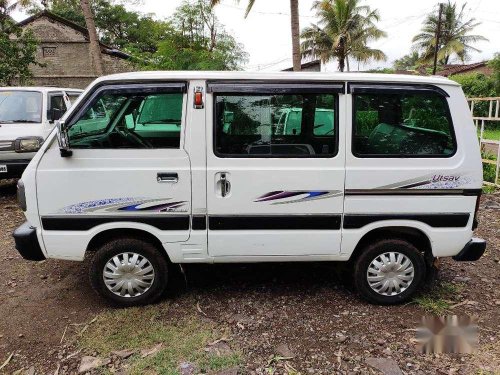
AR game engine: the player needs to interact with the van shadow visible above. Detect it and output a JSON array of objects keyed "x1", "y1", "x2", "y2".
[{"x1": 171, "y1": 261, "x2": 354, "y2": 297}]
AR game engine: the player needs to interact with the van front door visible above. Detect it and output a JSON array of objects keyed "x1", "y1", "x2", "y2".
[
  {"x1": 36, "y1": 83, "x2": 192, "y2": 260},
  {"x1": 206, "y1": 82, "x2": 345, "y2": 258}
]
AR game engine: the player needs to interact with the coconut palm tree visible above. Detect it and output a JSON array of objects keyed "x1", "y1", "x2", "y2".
[
  {"x1": 301, "y1": 0, "x2": 386, "y2": 72},
  {"x1": 412, "y1": 1, "x2": 488, "y2": 66},
  {"x1": 210, "y1": 0, "x2": 301, "y2": 71},
  {"x1": 80, "y1": 0, "x2": 103, "y2": 75}
]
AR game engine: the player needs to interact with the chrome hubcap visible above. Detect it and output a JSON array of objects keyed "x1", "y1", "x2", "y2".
[
  {"x1": 103, "y1": 252, "x2": 155, "y2": 298},
  {"x1": 367, "y1": 252, "x2": 415, "y2": 296}
]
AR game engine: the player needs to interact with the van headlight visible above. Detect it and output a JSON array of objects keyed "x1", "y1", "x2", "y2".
[
  {"x1": 17, "y1": 179, "x2": 26, "y2": 211},
  {"x1": 14, "y1": 137, "x2": 43, "y2": 153}
]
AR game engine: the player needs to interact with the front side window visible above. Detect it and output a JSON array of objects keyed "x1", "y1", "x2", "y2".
[
  {"x1": 68, "y1": 89, "x2": 184, "y2": 149},
  {"x1": 215, "y1": 93, "x2": 337, "y2": 157},
  {"x1": 353, "y1": 91, "x2": 456, "y2": 157},
  {"x1": 66, "y1": 92, "x2": 82, "y2": 106},
  {"x1": 0, "y1": 91, "x2": 42, "y2": 124}
]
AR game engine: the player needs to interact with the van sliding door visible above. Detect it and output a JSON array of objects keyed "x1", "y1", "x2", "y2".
[{"x1": 206, "y1": 81, "x2": 346, "y2": 258}]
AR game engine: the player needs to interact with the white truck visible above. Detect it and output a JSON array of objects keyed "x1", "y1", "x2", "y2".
[
  {"x1": 13, "y1": 72, "x2": 485, "y2": 306},
  {"x1": 0, "y1": 87, "x2": 82, "y2": 179}
]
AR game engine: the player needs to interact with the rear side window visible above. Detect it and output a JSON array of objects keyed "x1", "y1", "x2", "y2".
[
  {"x1": 68, "y1": 89, "x2": 184, "y2": 149},
  {"x1": 215, "y1": 93, "x2": 337, "y2": 157},
  {"x1": 352, "y1": 91, "x2": 456, "y2": 157}
]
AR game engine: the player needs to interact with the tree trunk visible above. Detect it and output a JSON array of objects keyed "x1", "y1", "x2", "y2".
[
  {"x1": 80, "y1": 0, "x2": 103, "y2": 76},
  {"x1": 289, "y1": 0, "x2": 301, "y2": 71},
  {"x1": 346, "y1": 55, "x2": 350, "y2": 72},
  {"x1": 338, "y1": 57, "x2": 345, "y2": 72}
]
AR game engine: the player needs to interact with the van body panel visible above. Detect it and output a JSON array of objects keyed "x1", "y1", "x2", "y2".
[{"x1": 15, "y1": 72, "x2": 483, "y2": 265}]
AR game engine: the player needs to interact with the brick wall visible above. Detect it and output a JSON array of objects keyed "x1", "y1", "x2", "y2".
[{"x1": 20, "y1": 15, "x2": 133, "y2": 89}]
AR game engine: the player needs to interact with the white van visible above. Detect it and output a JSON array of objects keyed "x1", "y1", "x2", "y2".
[
  {"x1": 0, "y1": 87, "x2": 83, "y2": 179},
  {"x1": 13, "y1": 72, "x2": 486, "y2": 306}
]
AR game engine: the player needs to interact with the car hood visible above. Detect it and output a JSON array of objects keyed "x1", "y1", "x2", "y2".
[{"x1": 0, "y1": 123, "x2": 44, "y2": 141}]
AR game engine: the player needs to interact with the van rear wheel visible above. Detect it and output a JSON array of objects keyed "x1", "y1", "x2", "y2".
[
  {"x1": 354, "y1": 239, "x2": 426, "y2": 305},
  {"x1": 90, "y1": 237, "x2": 168, "y2": 307}
]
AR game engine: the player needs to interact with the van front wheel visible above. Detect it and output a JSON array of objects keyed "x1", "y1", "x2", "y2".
[
  {"x1": 90, "y1": 237, "x2": 168, "y2": 307},
  {"x1": 354, "y1": 239, "x2": 426, "y2": 305}
]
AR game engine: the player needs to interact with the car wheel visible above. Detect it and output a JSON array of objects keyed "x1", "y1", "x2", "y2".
[
  {"x1": 354, "y1": 239, "x2": 426, "y2": 305},
  {"x1": 90, "y1": 237, "x2": 168, "y2": 307}
]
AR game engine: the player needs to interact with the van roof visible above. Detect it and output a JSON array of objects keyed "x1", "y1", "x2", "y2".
[
  {"x1": 0, "y1": 87, "x2": 83, "y2": 92},
  {"x1": 96, "y1": 71, "x2": 460, "y2": 87}
]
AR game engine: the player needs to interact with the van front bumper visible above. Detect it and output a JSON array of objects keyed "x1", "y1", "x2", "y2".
[
  {"x1": 453, "y1": 238, "x2": 486, "y2": 261},
  {"x1": 0, "y1": 159, "x2": 31, "y2": 179},
  {"x1": 12, "y1": 222, "x2": 46, "y2": 261}
]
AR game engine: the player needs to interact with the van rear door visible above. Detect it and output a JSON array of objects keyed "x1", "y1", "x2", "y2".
[{"x1": 206, "y1": 81, "x2": 345, "y2": 258}]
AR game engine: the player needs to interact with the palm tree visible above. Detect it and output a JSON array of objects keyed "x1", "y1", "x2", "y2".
[
  {"x1": 80, "y1": 0, "x2": 103, "y2": 75},
  {"x1": 210, "y1": 0, "x2": 301, "y2": 71},
  {"x1": 412, "y1": 1, "x2": 488, "y2": 66},
  {"x1": 301, "y1": 0, "x2": 386, "y2": 72}
]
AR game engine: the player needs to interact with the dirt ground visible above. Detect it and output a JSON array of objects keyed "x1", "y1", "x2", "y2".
[{"x1": 0, "y1": 178, "x2": 499, "y2": 375}]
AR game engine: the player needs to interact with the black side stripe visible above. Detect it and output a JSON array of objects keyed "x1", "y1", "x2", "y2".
[
  {"x1": 192, "y1": 215, "x2": 207, "y2": 230},
  {"x1": 42, "y1": 215, "x2": 190, "y2": 231},
  {"x1": 343, "y1": 213, "x2": 470, "y2": 229},
  {"x1": 209, "y1": 215, "x2": 341, "y2": 230},
  {"x1": 41, "y1": 213, "x2": 470, "y2": 231},
  {"x1": 345, "y1": 189, "x2": 482, "y2": 196}
]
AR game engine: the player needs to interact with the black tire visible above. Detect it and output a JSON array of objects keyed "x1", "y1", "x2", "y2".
[
  {"x1": 90, "y1": 237, "x2": 168, "y2": 307},
  {"x1": 354, "y1": 239, "x2": 426, "y2": 305}
]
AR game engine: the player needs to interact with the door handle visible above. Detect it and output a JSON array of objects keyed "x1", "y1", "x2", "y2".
[
  {"x1": 220, "y1": 173, "x2": 231, "y2": 197},
  {"x1": 157, "y1": 172, "x2": 178, "y2": 183}
]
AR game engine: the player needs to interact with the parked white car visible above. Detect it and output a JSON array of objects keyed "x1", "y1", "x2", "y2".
[
  {"x1": 0, "y1": 87, "x2": 82, "y2": 179},
  {"x1": 13, "y1": 72, "x2": 485, "y2": 306}
]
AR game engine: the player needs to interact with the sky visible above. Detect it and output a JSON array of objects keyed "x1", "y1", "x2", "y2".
[{"x1": 14, "y1": 0, "x2": 500, "y2": 72}]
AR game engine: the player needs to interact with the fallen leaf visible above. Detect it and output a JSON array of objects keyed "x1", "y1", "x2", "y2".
[
  {"x1": 196, "y1": 302, "x2": 207, "y2": 316},
  {"x1": 141, "y1": 343, "x2": 163, "y2": 358}
]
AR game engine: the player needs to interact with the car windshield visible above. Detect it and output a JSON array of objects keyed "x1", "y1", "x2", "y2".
[{"x1": 0, "y1": 90, "x2": 43, "y2": 124}]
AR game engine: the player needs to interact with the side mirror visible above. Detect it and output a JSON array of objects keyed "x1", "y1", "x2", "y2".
[
  {"x1": 56, "y1": 120, "x2": 72, "y2": 157},
  {"x1": 49, "y1": 107, "x2": 64, "y2": 123}
]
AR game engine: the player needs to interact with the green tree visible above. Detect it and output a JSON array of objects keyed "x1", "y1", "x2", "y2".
[
  {"x1": 301, "y1": 0, "x2": 386, "y2": 72},
  {"x1": 0, "y1": 0, "x2": 41, "y2": 85},
  {"x1": 412, "y1": 1, "x2": 488, "y2": 66},
  {"x1": 210, "y1": 0, "x2": 301, "y2": 71},
  {"x1": 393, "y1": 51, "x2": 420, "y2": 71},
  {"x1": 488, "y1": 53, "x2": 500, "y2": 95},
  {"x1": 143, "y1": 0, "x2": 247, "y2": 70}
]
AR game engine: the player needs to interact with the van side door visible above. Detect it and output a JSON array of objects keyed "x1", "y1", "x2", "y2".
[
  {"x1": 36, "y1": 83, "x2": 192, "y2": 260},
  {"x1": 206, "y1": 81, "x2": 345, "y2": 258}
]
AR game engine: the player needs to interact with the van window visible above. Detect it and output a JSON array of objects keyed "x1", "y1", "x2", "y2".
[
  {"x1": 353, "y1": 92, "x2": 456, "y2": 157},
  {"x1": 66, "y1": 92, "x2": 81, "y2": 106},
  {"x1": 215, "y1": 93, "x2": 336, "y2": 157},
  {"x1": 68, "y1": 91, "x2": 183, "y2": 149},
  {"x1": 48, "y1": 92, "x2": 66, "y2": 120}
]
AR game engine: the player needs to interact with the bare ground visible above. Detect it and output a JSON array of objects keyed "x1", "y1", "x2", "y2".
[{"x1": 0, "y1": 179, "x2": 498, "y2": 374}]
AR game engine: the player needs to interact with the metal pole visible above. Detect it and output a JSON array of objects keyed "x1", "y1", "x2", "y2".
[{"x1": 432, "y1": 3, "x2": 444, "y2": 75}]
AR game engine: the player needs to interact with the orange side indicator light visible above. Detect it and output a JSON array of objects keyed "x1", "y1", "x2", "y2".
[{"x1": 194, "y1": 87, "x2": 204, "y2": 109}]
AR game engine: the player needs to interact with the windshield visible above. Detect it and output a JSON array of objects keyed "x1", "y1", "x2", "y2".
[{"x1": 0, "y1": 91, "x2": 43, "y2": 124}]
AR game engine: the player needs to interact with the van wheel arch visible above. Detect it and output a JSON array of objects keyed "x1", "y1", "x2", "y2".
[
  {"x1": 349, "y1": 226, "x2": 432, "y2": 262},
  {"x1": 86, "y1": 228, "x2": 170, "y2": 263}
]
